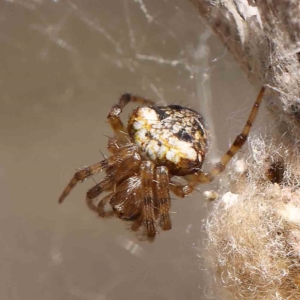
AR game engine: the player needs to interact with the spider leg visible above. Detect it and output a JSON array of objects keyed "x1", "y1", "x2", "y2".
[
  {"x1": 59, "y1": 144, "x2": 139, "y2": 204},
  {"x1": 194, "y1": 87, "x2": 265, "y2": 182},
  {"x1": 58, "y1": 160, "x2": 109, "y2": 203},
  {"x1": 87, "y1": 189, "x2": 115, "y2": 217},
  {"x1": 172, "y1": 86, "x2": 265, "y2": 197},
  {"x1": 169, "y1": 180, "x2": 193, "y2": 198},
  {"x1": 155, "y1": 166, "x2": 171, "y2": 230},
  {"x1": 107, "y1": 137, "x2": 122, "y2": 154},
  {"x1": 97, "y1": 193, "x2": 115, "y2": 218},
  {"x1": 140, "y1": 161, "x2": 156, "y2": 239},
  {"x1": 86, "y1": 173, "x2": 114, "y2": 213},
  {"x1": 131, "y1": 213, "x2": 144, "y2": 232},
  {"x1": 110, "y1": 176, "x2": 143, "y2": 219},
  {"x1": 108, "y1": 93, "x2": 155, "y2": 144},
  {"x1": 86, "y1": 150, "x2": 141, "y2": 213}
]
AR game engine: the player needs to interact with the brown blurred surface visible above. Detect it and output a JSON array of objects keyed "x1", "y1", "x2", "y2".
[{"x1": 0, "y1": 1, "x2": 258, "y2": 299}]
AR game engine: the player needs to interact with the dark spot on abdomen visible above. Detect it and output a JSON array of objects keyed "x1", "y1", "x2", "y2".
[
  {"x1": 151, "y1": 106, "x2": 169, "y2": 120},
  {"x1": 174, "y1": 129, "x2": 193, "y2": 143}
]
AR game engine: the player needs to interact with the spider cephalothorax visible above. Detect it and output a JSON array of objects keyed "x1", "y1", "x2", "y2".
[{"x1": 59, "y1": 89, "x2": 265, "y2": 240}]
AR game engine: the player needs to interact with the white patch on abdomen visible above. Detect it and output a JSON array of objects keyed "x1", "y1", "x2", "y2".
[{"x1": 132, "y1": 107, "x2": 199, "y2": 164}]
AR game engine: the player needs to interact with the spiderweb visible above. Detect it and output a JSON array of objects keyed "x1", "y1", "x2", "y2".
[{"x1": 0, "y1": 1, "x2": 259, "y2": 299}]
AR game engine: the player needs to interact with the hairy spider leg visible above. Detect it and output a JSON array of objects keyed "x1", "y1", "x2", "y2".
[
  {"x1": 140, "y1": 161, "x2": 156, "y2": 239},
  {"x1": 172, "y1": 86, "x2": 265, "y2": 197},
  {"x1": 96, "y1": 193, "x2": 115, "y2": 217},
  {"x1": 194, "y1": 86, "x2": 265, "y2": 181},
  {"x1": 155, "y1": 166, "x2": 172, "y2": 230},
  {"x1": 107, "y1": 93, "x2": 155, "y2": 144},
  {"x1": 110, "y1": 175, "x2": 143, "y2": 219},
  {"x1": 107, "y1": 137, "x2": 122, "y2": 154},
  {"x1": 85, "y1": 147, "x2": 141, "y2": 213},
  {"x1": 58, "y1": 160, "x2": 109, "y2": 204},
  {"x1": 85, "y1": 174, "x2": 114, "y2": 213},
  {"x1": 131, "y1": 213, "x2": 144, "y2": 233},
  {"x1": 58, "y1": 144, "x2": 138, "y2": 204},
  {"x1": 169, "y1": 180, "x2": 193, "y2": 198}
]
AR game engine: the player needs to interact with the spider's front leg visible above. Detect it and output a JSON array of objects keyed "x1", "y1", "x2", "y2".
[
  {"x1": 58, "y1": 160, "x2": 109, "y2": 204},
  {"x1": 108, "y1": 93, "x2": 155, "y2": 144},
  {"x1": 85, "y1": 148, "x2": 142, "y2": 215},
  {"x1": 85, "y1": 174, "x2": 114, "y2": 213},
  {"x1": 140, "y1": 161, "x2": 156, "y2": 239},
  {"x1": 59, "y1": 143, "x2": 140, "y2": 204},
  {"x1": 155, "y1": 166, "x2": 171, "y2": 230}
]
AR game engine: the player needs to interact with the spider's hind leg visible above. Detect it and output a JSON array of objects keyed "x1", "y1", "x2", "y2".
[
  {"x1": 193, "y1": 86, "x2": 265, "y2": 184},
  {"x1": 108, "y1": 93, "x2": 155, "y2": 144},
  {"x1": 172, "y1": 86, "x2": 266, "y2": 197}
]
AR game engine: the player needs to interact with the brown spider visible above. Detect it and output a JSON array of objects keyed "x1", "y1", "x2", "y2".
[{"x1": 58, "y1": 87, "x2": 265, "y2": 240}]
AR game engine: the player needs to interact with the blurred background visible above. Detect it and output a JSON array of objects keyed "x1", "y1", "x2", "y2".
[{"x1": 0, "y1": 0, "x2": 260, "y2": 299}]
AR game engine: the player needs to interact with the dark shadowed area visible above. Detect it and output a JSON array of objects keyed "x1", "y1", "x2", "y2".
[{"x1": 0, "y1": 1, "x2": 260, "y2": 299}]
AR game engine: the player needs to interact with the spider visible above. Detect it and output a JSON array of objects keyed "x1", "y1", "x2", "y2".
[{"x1": 58, "y1": 87, "x2": 265, "y2": 240}]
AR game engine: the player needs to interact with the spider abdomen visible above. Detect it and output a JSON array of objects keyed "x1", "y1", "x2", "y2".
[{"x1": 127, "y1": 105, "x2": 208, "y2": 175}]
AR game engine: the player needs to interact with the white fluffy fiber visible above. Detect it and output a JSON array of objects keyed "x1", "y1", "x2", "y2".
[{"x1": 204, "y1": 136, "x2": 300, "y2": 299}]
